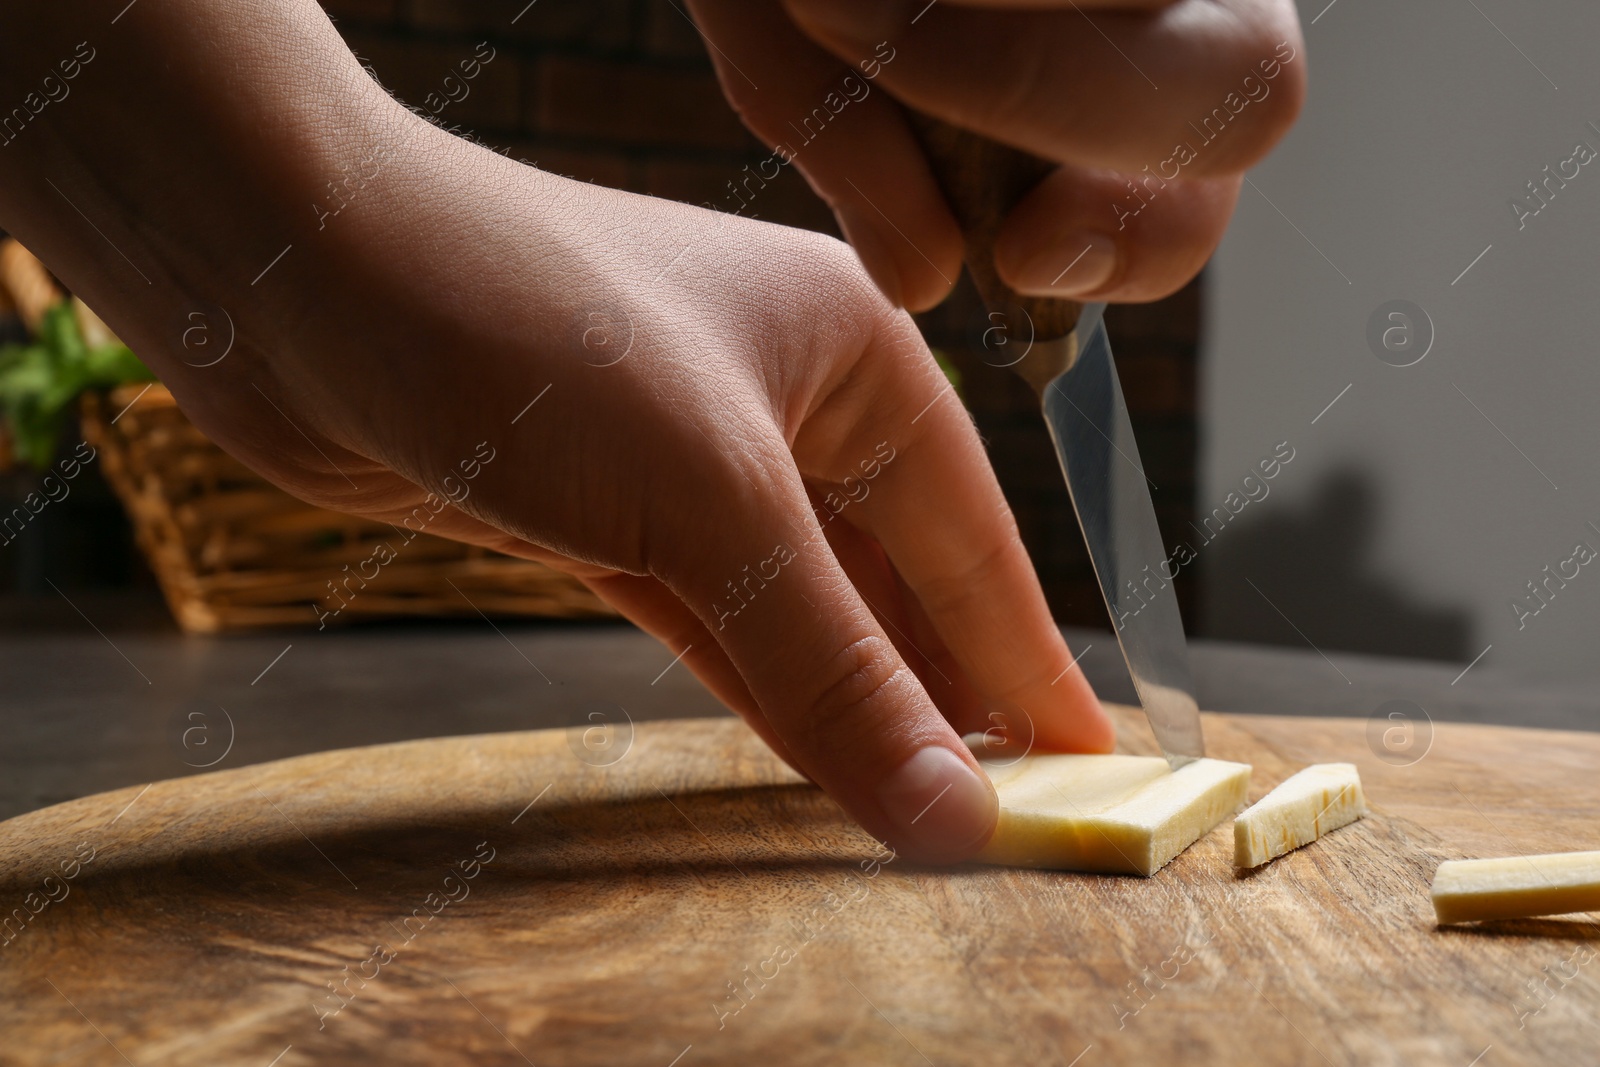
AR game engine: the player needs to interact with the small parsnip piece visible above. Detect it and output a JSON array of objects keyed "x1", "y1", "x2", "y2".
[
  {"x1": 1233, "y1": 763, "x2": 1367, "y2": 869},
  {"x1": 1432, "y1": 850, "x2": 1600, "y2": 924}
]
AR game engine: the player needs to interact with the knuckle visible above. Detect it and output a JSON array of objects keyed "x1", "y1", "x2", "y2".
[
  {"x1": 754, "y1": 226, "x2": 882, "y2": 320},
  {"x1": 1237, "y1": 27, "x2": 1306, "y2": 134},
  {"x1": 1180, "y1": 14, "x2": 1306, "y2": 175},
  {"x1": 803, "y1": 634, "x2": 911, "y2": 743},
  {"x1": 803, "y1": 230, "x2": 884, "y2": 302},
  {"x1": 913, "y1": 525, "x2": 1020, "y2": 620},
  {"x1": 1247, "y1": 48, "x2": 1306, "y2": 136}
]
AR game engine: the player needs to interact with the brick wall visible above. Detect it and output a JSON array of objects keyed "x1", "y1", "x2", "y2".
[
  {"x1": 316, "y1": 0, "x2": 1203, "y2": 631},
  {"x1": 1, "y1": 0, "x2": 1205, "y2": 633},
  {"x1": 321, "y1": 0, "x2": 836, "y2": 232}
]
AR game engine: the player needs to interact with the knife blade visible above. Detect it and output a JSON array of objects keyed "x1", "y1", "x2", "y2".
[
  {"x1": 1030, "y1": 303, "x2": 1205, "y2": 766},
  {"x1": 907, "y1": 115, "x2": 1206, "y2": 767}
]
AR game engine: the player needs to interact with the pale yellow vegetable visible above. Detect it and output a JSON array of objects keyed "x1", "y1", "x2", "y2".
[
  {"x1": 974, "y1": 752, "x2": 1252, "y2": 876},
  {"x1": 1233, "y1": 762, "x2": 1367, "y2": 868},
  {"x1": 1432, "y1": 850, "x2": 1600, "y2": 924}
]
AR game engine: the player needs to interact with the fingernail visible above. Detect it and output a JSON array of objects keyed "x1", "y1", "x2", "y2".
[
  {"x1": 878, "y1": 746, "x2": 996, "y2": 860},
  {"x1": 786, "y1": 0, "x2": 910, "y2": 53},
  {"x1": 1009, "y1": 233, "x2": 1118, "y2": 298},
  {"x1": 834, "y1": 204, "x2": 904, "y2": 307}
]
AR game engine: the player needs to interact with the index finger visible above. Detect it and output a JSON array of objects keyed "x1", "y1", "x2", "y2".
[{"x1": 795, "y1": 321, "x2": 1117, "y2": 757}]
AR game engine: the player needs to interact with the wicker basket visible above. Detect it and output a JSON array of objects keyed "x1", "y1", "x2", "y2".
[{"x1": 79, "y1": 382, "x2": 616, "y2": 633}]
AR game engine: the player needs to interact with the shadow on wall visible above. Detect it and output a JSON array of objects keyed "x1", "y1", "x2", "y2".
[{"x1": 1198, "y1": 467, "x2": 1474, "y2": 663}]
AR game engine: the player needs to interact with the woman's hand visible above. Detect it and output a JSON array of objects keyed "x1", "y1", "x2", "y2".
[
  {"x1": 0, "y1": 0, "x2": 1111, "y2": 861},
  {"x1": 688, "y1": 0, "x2": 1307, "y2": 310},
  {"x1": 184, "y1": 126, "x2": 1115, "y2": 864}
]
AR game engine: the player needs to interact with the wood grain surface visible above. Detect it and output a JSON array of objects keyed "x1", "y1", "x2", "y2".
[{"x1": 0, "y1": 705, "x2": 1597, "y2": 1067}]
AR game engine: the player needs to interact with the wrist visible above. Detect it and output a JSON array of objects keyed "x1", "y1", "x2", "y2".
[{"x1": 0, "y1": 0, "x2": 407, "y2": 379}]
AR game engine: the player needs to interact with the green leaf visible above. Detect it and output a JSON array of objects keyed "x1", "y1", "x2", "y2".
[
  {"x1": 929, "y1": 346, "x2": 964, "y2": 402},
  {"x1": 0, "y1": 302, "x2": 154, "y2": 468}
]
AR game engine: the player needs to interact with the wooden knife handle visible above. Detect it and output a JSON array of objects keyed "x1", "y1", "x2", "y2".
[{"x1": 904, "y1": 112, "x2": 1080, "y2": 342}]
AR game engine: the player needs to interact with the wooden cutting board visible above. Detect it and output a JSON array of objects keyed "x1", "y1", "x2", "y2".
[{"x1": 1, "y1": 705, "x2": 1597, "y2": 1067}]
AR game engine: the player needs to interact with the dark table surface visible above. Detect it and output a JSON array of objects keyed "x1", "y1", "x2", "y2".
[{"x1": 0, "y1": 591, "x2": 1594, "y2": 823}]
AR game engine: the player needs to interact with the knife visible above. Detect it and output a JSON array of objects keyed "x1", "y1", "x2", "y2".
[{"x1": 907, "y1": 116, "x2": 1206, "y2": 768}]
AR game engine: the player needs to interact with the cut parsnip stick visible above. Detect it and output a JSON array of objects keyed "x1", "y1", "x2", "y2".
[
  {"x1": 974, "y1": 752, "x2": 1252, "y2": 876},
  {"x1": 1233, "y1": 763, "x2": 1367, "y2": 868},
  {"x1": 1431, "y1": 850, "x2": 1600, "y2": 924}
]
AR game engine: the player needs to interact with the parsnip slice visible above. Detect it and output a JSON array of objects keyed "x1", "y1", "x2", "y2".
[
  {"x1": 1233, "y1": 762, "x2": 1367, "y2": 868},
  {"x1": 974, "y1": 752, "x2": 1252, "y2": 876},
  {"x1": 1431, "y1": 850, "x2": 1600, "y2": 924}
]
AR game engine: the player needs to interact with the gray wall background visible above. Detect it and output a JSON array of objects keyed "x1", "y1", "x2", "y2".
[{"x1": 1199, "y1": 0, "x2": 1600, "y2": 680}]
